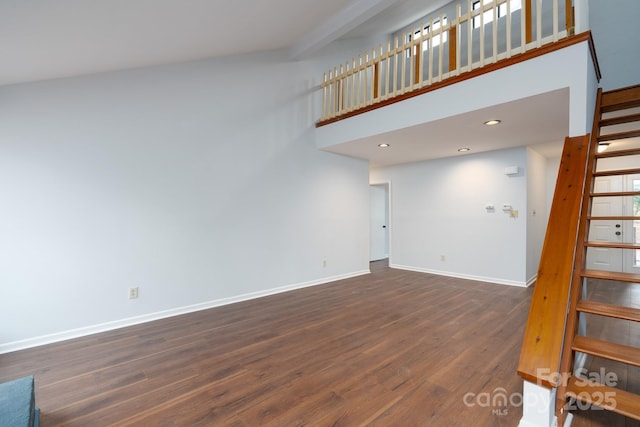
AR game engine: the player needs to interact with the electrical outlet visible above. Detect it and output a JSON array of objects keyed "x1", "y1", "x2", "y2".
[
  {"x1": 440, "y1": 255, "x2": 445, "y2": 262},
  {"x1": 128, "y1": 287, "x2": 139, "y2": 299},
  {"x1": 323, "y1": 260, "x2": 327, "y2": 268}
]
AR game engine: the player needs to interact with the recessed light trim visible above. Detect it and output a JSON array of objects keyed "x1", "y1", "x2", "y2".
[
  {"x1": 378, "y1": 143, "x2": 390, "y2": 148},
  {"x1": 457, "y1": 147, "x2": 471, "y2": 152},
  {"x1": 484, "y1": 119, "x2": 501, "y2": 126}
]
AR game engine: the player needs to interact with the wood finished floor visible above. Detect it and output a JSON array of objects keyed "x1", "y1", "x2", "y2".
[{"x1": 0, "y1": 260, "x2": 634, "y2": 426}]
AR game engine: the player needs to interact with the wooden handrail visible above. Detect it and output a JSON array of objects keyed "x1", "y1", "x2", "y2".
[{"x1": 517, "y1": 134, "x2": 590, "y2": 388}]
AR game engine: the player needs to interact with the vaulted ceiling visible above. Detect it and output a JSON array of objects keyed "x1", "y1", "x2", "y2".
[{"x1": 0, "y1": 0, "x2": 447, "y2": 87}]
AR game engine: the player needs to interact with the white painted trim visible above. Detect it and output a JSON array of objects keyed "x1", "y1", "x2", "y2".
[
  {"x1": 0, "y1": 270, "x2": 370, "y2": 355},
  {"x1": 519, "y1": 380, "x2": 558, "y2": 427},
  {"x1": 526, "y1": 275, "x2": 537, "y2": 287},
  {"x1": 390, "y1": 263, "x2": 528, "y2": 287}
]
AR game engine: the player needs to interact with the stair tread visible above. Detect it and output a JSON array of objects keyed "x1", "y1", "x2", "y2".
[
  {"x1": 589, "y1": 216, "x2": 640, "y2": 221},
  {"x1": 582, "y1": 269, "x2": 640, "y2": 283},
  {"x1": 601, "y1": 85, "x2": 640, "y2": 113},
  {"x1": 572, "y1": 336, "x2": 640, "y2": 367},
  {"x1": 585, "y1": 241, "x2": 640, "y2": 249},
  {"x1": 597, "y1": 129, "x2": 640, "y2": 142},
  {"x1": 600, "y1": 113, "x2": 640, "y2": 127},
  {"x1": 577, "y1": 300, "x2": 640, "y2": 321},
  {"x1": 590, "y1": 191, "x2": 640, "y2": 197},
  {"x1": 597, "y1": 147, "x2": 640, "y2": 158},
  {"x1": 565, "y1": 376, "x2": 640, "y2": 421},
  {"x1": 593, "y1": 168, "x2": 640, "y2": 177}
]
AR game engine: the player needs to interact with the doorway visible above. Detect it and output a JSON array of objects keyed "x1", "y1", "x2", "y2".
[
  {"x1": 370, "y1": 183, "x2": 390, "y2": 262},
  {"x1": 587, "y1": 174, "x2": 640, "y2": 273}
]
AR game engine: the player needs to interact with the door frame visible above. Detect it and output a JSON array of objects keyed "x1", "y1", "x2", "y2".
[{"x1": 370, "y1": 181, "x2": 391, "y2": 263}]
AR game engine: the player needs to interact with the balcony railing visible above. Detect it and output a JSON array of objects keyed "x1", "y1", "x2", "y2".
[{"x1": 319, "y1": 0, "x2": 573, "y2": 124}]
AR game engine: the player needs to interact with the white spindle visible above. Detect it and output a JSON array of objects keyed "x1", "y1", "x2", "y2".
[
  {"x1": 506, "y1": 0, "x2": 512, "y2": 57},
  {"x1": 492, "y1": 0, "x2": 498, "y2": 63},
  {"x1": 345, "y1": 61, "x2": 350, "y2": 111},
  {"x1": 536, "y1": 0, "x2": 542, "y2": 47},
  {"x1": 521, "y1": 0, "x2": 527, "y2": 52},
  {"x1": 369, "y1": 49, "x2": 374, "y2": 104},
  {"x1": 401, "y1": 33, "x2": 407, "y2": 93},
  {"x1": 351, "y1": 58, "x2": 360, "y2": 109},
  {"x1": 428, "y1": 18, "x2": 434, "y2": 84},
  {"x1": 479, "y1": 2, "x2": 485, "y2": 67},
  {"x1": 327, "y1": 70, "x2": 333, "y2": 118},
  {"x1": 455, "y1": 5, "x2": 461, "y2": 76},
  {"x1": 409, "y1": 27, "x2": 416, "y2": 90},
  {"x1": 385, "y1": 41, "x2": 391, "y2": 99},
  {"x1": 467, "y1": 0, "x2": 473, "y2": 72},
  {"x1": 411, "y1": 22, "x2": 425, "y2": 87},
  {"x1": 437, "y1": 14, "x2": 443, "y2": 80},
  {"x1": 322, "y1": 73, "x2": 327, "y2": 120},
  {"x1": 338, "y1": 65, "x2": 343, "y2": 114},
  {"x1": 393, "y1": 37, "x2": 399, "y2": 96},
  {"x1": 335, "y1": 71, "x2": 340, "y2": 116},
  {"x1": 553, "y1": 0, "x2": 559, "y2": 42},
  {"x1": 355, "y1": 57, "x2": 361, "y2": 109}
]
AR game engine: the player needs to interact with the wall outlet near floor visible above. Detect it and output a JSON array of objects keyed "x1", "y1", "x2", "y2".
[
  {"x1": 440, "y1": 255, "x2": 445, "y2": 262},
  {"x1": 322, "y1": 260, "x2": 327, "y2": 268},
  {"x1": 128, "y1": 287, "x2": 139, "y2": 299}
]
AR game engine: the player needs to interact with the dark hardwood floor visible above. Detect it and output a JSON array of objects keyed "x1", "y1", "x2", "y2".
[{"x1": 0, "y1": 260, "x2": 634, "y2": 426}]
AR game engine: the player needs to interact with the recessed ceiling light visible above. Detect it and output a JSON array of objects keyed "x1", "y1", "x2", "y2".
[
  {"x1": 457, "y1": 148, "x2": 471, "y2": 152},
  {"x1": 484, "y1": 119, "x2": 501, "y2": 126},
  {"x1": 378, "y1": 143, "x2": 390, "y2": 148}
]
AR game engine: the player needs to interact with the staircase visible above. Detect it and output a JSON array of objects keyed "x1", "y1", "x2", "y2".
[{"x1": 556, "y1": 84, "x2": 640, "y2": 424}]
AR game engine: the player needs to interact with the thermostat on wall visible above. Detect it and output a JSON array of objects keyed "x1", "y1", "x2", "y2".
[{"x1": 504, "y1": 165, "x2": 519, "y2": 175}]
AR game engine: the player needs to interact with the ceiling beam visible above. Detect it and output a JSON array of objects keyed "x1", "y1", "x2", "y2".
[{"x1": 290, "y1": 0, "x2": 404, "y2": 59}]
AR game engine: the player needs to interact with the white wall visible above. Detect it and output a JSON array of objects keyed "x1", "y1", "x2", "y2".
[
  {"x1": 370, "y1": 147, "x2": 530, "y2": 286},
  {"x1": 526, "y1": 147, "x2": 549, "y2": 284},
  {"x1": 0, "y1": 51, "x2": 370, "y2": 351},
  {"x1": 589, "y1": 0, "x2": 640, "y2": 91},
  {"x1": 545, "y1": 156, "x2": 562, "y2": 221}
]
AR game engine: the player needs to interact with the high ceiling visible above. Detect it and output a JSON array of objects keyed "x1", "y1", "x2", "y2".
[
  {"x1": 0, "y1": 0, "x2": 566, "y2": 162},
  {"x1": 0, "y1": 0, "x2": 445, "y2": 87}
]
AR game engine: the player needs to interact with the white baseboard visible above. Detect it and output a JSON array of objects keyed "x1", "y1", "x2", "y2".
[
  {"x1": 518, "y1": 415, "x2": 571, "y2": 427},
  {"x1": 0, "y1": 270, "x2": 370, "y2": 355},
  {"x1": 390, "y1": 263, "x2": 529, "y2": 287}
]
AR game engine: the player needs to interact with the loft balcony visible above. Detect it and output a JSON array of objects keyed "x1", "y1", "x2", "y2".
[
  {"x1": 314, "y1": 0, "x2": 600, "y2": 168},
  {"x1": 317, "y1": 0, "x2": 578, "y2": 127}
]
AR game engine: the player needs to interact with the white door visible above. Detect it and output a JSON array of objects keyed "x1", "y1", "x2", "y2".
[
  {"x1": 586, "y1": 176, "x2": 623, "y2": 271},
  {"x1": 587, "y1": 174, "x2": 640, "y2": 273},
  {"x1": 623, "y1": 174, "x2": 640, "y2": 274},
  {"x1": 370, "y1": 184, "x2": 389, "y2": 261}
]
